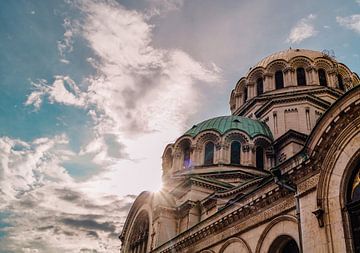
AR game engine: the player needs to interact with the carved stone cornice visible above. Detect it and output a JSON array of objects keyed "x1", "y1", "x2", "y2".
[
  {"x1": 283, "y1": 67, "x2": 295, "y2": 73},
  {"x1": 152, "y1": 184, "x2": 294, "y2": 253},
  {"x1": 263, "y1": 72, "x2": 273, "y2": 77}
]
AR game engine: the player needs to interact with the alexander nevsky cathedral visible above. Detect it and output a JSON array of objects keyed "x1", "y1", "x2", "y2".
[{"x1": 120, "y1": 49, "x2": 360, "y2": 253}]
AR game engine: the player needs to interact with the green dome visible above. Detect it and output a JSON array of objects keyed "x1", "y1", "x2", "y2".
[{"x1": 184, "y1": 116, "x2": 273, "y2": 140}]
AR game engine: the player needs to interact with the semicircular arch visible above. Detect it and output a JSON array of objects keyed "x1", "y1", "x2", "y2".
[
  {"x1": 219, "y1": 237, "x2": 252, "y2": 253},
  {"x1": 255, "y1": 215, "x2": 298, "y2": 253}
]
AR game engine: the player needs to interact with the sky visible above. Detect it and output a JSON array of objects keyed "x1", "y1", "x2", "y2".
[{"x1": 0, "y1": 0, "x2": 359, "y2": 252}]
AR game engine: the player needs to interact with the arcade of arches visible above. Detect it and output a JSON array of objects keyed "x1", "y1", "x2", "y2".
[{"x1": 120, "y1": 49, "x2": 360, "y2": 253}]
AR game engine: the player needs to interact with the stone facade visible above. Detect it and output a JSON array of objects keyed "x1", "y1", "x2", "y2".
[{"x1": 120, "y1": 49, "x2": 360, "y2": 253}]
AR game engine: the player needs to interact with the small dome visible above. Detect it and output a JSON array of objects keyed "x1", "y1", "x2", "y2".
[
  {"x1": 184, "y1": 116, "x2": 273, "y2": 140},
  {"x1": 251, "y1": 48, "x2": 329, "y2": 70}
]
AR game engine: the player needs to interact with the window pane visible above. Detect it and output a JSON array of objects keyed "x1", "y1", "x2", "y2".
[
  {"x1": 275, "y1": 71, "x2": 284, "y2": 89},
  {"x1": 204, "y1": 142, "x2": 214, "y2": 165},
  {"x1": 337, "y1": 74, "x2": 345, "y2": 91},
  {"x1": 257, "y1": 78, "x2": 264, "y2": 95},
  {"x1": 231, "y1": 141, "x2": 241, "y2": 164},
  {"x1": 256, "y1": 146, "x2": 264, "y2": 169},
  {"x1": 318, "y1": 69, "x2": 327, "y2": 86},
  {"x1": 183, "y1": 146, "x2": 191, "y2": 168},
  {"x1": 296, "y1": 68, "x2": 306, "y2": 86}
]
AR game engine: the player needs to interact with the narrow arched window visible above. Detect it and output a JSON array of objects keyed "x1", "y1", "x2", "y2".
[
  {"x1": 296, "y1": 67, "x2": 306, "y2": 86},
  {"x1": 204, "y1": 142, "x2": 214, "y2": 165},
  {"x1": 337, "y1": 74, "x2": 345, "y2": 91},
  {"x1": 243, "y1": 87, "x2": 248, "y2": 103},
  {"x1": 256, "y1": 146, "x2": 264, "y2": 169},
  {"x1": 230, "y1": 141, "x2": 241, "y2": 164},
  {"x1": 318, "y1": 69, "x2": 327, "y2": 86},
  {"x1": 275, "y1": 71, "x2": 284, "y2": 89},
  {"x1": 346, "y1": 166, "x2": 360, "y2": 251},
  {"x1": 183, "y1": 145, "x2": 191, "y2": 169},
  {"x1": 257, "y1": 77, "x2": 264, "y2": 95}
]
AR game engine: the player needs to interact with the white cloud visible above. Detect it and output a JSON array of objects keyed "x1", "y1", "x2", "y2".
[
  {"x1": 336, "y1": 14, "x2": 360, "y2": 34},
  {"x1": 25, "y1": 76, "x2": 86, "y2": 109},
  {"x1": 144, "y1": 0, "x2": 184, "y2": 17},
  {"x1": 0, "y1": 134, "x2": 135, "y2": 252},
  {"x1": 57, "y1": 18, "x2": 77, "y2": 64},
  {"x1": 0, "y1": 135, "x2": 73, "y2": 204},
  {"x1": 26, "y1": 0, "x2": 221, "y2": 189},
  {"x1": 287, "y1": 14, "x2": 318, "y2": 44}
]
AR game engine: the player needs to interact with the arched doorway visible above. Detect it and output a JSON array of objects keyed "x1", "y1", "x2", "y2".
[
  {"x1": 346, "y1": 163, "x2": 360, "y2": 252},
  {"x1": 268, "y1": 235, "x2": 299, "y2": 253}
]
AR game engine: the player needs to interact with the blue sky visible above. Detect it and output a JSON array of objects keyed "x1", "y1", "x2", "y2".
[{"x1": 0, "y1": 0, "x2": 359, "y2": 252}]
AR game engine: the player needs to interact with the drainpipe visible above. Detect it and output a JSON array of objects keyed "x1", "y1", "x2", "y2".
[{"x1": 273, "y1": 171, "x2": 303, "y2": 253}]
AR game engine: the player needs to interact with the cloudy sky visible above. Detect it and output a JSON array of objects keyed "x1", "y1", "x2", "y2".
[{"x1": 0, "y1": 0, "x2": 359, "y2": 252}]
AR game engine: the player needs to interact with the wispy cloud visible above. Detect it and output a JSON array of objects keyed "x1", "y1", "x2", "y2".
[
  {"x1": 287, "y1": 14, "x2": 318, "y2": 44},
  {"x1": 25, "y1": 76, "x2": 86, "y2": 110},
  {"x1": 144, "y1": 0, "x2": 184, "y2": 17},
  {"x1": 336, "y1": 14, "x2": 360, "y2": 34},
  {"x1": 57, "y1": 18, "x2": 77, "y2": 64}
]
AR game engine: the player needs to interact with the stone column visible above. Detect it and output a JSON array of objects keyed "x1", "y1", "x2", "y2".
[
  {"x1": 305, "y1": 66, "x2": 313, "y2": 85},
  {"x1": 283, "y1": 67, "x2": 295, "y2": 87},
  {"x1": 247, "y1": 81, "x2": 255, "y2": 99},
  {"x1": 264, "y1": 72, "x2": 274, "y2": 92},
  {"x1": 311, "y1": 68, "x2": 318, "y2": 85}
]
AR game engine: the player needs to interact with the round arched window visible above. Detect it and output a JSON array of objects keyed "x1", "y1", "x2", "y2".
[
  {"x1": 128, "y1": 211, "x2": 150, "y2": 253},
  {"x1": 204, "y1": 142, "x2": 215, "y2": 165},
  {"x1": 347, "y1": 165, "x2": 360, "y2": 252},
  {"x1": 268, "y1": 235, "x2": 299, "y2": 253},
  {"x1": 256, "y1": 146, "x2": 264, "y2": 170},
  {"x1": 296, "y1": 67, "x2": 306, "y2": 86},
  {"x1": 318, "y1": 69, "x2": 327, "y2": 86},
  {"x1": 257, "y1": 77, "x2": 264, "y2": 95},
  {"x1": 230, "y1": 141, "x2": 241, "y2": 165},
  {"x1": 275, "y1": 71, "x2": 284, "y2": 89}
]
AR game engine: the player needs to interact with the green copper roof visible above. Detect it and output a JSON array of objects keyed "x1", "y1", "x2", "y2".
[{"x1": 184, "y1": 116, "x2": 273, "y2": 140}]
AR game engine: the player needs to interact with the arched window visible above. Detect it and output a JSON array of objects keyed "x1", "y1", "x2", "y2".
[
  {"x1": 318, "y1": 69, "x2": 327, "y2": 86},
  {"x1": 275, "y1": 71, "x2": 284, "y2": 89},
  {"x1": 257, "y1": 77, "x2": 264, "y2": 95},
  {"x1": 243, "y1": 86, "x2": 248, "y2": 103},
  {"x1": 269, "y1": 235, "x2": 299, "y2": 253},
  {"x1": 128, "y1": 211, "x2": 150, "y2": 253},
  {"x1": 204, "y1": 142, "x2": 215, "y2": 165},
  {"x1": 183, "y1": 145, "x2": 191, "y2": 169},
  {"x1": 296, "y1": 67, "x2": 306, "y2": 86},
  {"x1": 337, "y1": 74, "x2": 345, "y2": 91},
  {"x1": 163, "y1": 149, "x2": 173, "y2": 171},
  {"x1": 230, "y1": 141, "x2": 241, "y2": 164},
  {"x1": 346, "y1": 165, "x2": 360, "y2": 251},
  {"x1": 256, "y1": 146, "x2": 264, "y2": 169}
]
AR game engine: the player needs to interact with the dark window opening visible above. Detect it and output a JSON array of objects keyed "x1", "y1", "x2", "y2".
[
  {"x1": 204, "y1": 142, "x2": 214, "y2": 165},
  {"x1": 296, "y1": 67, "x2": 306, "y2": 86},
  {"x1": 257, "y1": 77, "x2": 264, "y2": 95},
  {"x1": 318, "y1": 69, "x2": 327, "y2": 86},
  {"x1": 183, "y1": 145, "x2": 191, "y2": 169},
  {"x1": 337, "y1": 74, "x2": 345, "y2": 91},
  {"x1": 275, "y1": 71, "x2": 284, "y2": 89},
  {"x1": 230, "y1": 141, "x2": 241, "y2": 165},
  {"x1": 256, "y1": 146, "x2": 264, "y2": 169},
  {"x1": 243, "y1": 87, "x2": 248, "y2": 103},
  {"x1": 269, "y1": 235, "x2": 300, "y2": 253},
  {"x1": 347, "y1": 165, "x2": 360, "y2": 252}
]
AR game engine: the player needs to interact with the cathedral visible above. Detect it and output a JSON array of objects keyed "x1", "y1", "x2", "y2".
[{"x1": 120, "y1": 49, "x2": 360, "y2": 253}]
